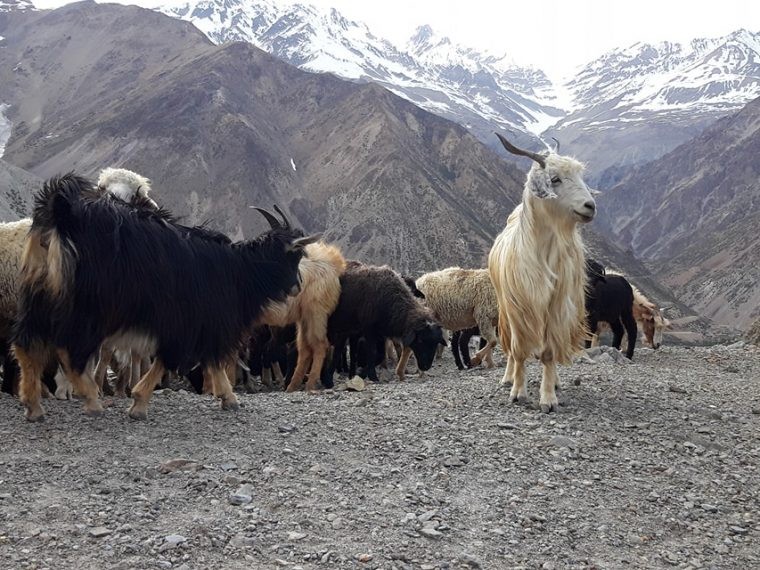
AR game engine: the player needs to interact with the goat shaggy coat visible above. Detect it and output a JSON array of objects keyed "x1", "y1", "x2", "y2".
[
  {"x1": 12, "y1": 174, "x2": 310, "y2": 421},
  {"x1": 257, "y1": 241, "x2": 346, "y2": 392},
  {"x1": 325, "y1": 262, "x2": 445, "y2": 383},
  {"x1": 488, "y1": 134, "x2": 596, "y2": 413}
]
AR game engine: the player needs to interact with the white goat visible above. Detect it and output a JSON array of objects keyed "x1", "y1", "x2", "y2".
[{"x1": 488, "y1": 134, "x2": 596, "y2": 413}]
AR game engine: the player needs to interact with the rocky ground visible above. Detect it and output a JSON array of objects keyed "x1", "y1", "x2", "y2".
[{"x1": 1, "y1": 343, "x2": 759, "y2": 570}]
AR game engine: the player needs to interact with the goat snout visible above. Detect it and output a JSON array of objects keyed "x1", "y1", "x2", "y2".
[{"x1": 574, "y1": 200, "x2": 596, "y2": 223}]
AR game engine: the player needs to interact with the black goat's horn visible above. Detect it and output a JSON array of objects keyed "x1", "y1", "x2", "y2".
[
  {"x1": 495, "y1": 133, "x2": 546, "y2": 169},
  {"x1": 551, "y1": 137, "x2": 560, "y2": 153},
  {"x1": 253, "y1": 207, "x2": 281, "y2": 229},
  {"x1": 273, "y1": 204, "x2": 291, "y2": 229}
]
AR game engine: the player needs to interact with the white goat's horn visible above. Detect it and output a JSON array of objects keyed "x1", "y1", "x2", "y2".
[{"x1": 495, "y1": 133, "x2": 546, "y2": 169}]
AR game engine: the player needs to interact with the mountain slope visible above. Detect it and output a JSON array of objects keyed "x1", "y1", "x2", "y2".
[
  {"x1": 0, "y1": 0, "x2": 528, "y2": 273},
  {"x1": 597, "y1": 95, "x2": 760, "y2": 330},
  {"x1": 0, "y1": 158, "x2": 37, "y2": 220}
]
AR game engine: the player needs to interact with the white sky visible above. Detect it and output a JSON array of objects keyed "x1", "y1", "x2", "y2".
[{"x1": 31, "y1": 0, "x2": 760, "y2": 79}]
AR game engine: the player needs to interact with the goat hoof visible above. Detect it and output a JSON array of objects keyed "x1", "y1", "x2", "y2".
[
  {"x1": 127, "y1": 405, "x2": 147, "y2": 420},
  {"x1": 84, "y1": 404, "x2": 105, "y2": 417},
  {"x1": 540, "y1": 401, "x2": 558, "y2": 414},
  {"x1": 24, "y1": 406, "x2": 45, "y2": 422},
  {"x1": 221, "y1": 399, "x2": 239, "y2": 411}
]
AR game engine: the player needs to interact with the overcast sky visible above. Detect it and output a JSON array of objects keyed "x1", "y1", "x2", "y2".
[{"x1": 31, "y1": 0, "x2": 760, "y2": 78}]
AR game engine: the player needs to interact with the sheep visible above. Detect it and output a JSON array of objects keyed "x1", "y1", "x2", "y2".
[
  {"x1": 12, "y1": 173, "x2": 316, "y2": 421},
  {"x1": 584, "y1": 262, "x2": 638, "y2": 359},
  {"x1": 488, "y1": 133, "x2": 596, "y2": 413},
  {"x1": 323, "y1": 262, "x2": 446, "y2": 384},
  {"x1": 253, "y1": 219, "x2": 346, "y2": 393},
  {"x1": 96, "y1": 167, "x2": 158, "y2": 209},
  {"x1": 415, "y1": 267, "x2": 499, "y2": 370}
]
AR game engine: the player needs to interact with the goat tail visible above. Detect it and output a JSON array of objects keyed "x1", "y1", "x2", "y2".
[{"x1": 21, "y1": 173, "x2": 92, "y2": 299}]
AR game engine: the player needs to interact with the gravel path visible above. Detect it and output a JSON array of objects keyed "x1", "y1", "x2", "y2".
[{"x1": 1, "y1": 344, "x2": 759, "y2": 570}]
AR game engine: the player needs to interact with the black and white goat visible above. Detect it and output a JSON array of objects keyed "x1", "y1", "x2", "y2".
[{"x1": 12, "y1": 174, "x2": 316, "y2": 421}]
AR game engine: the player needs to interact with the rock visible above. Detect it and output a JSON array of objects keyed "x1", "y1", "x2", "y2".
[
  {"x1": 158, "y1": 459, "x2": 201, "y2": 474},
  {"x1": 278, "y1": 424, "x2": 296, "y2": 433},
  {"x1": 89, "y1": 527, "x2": 111, "y2": 538},
  {"x1": 345, "y1": 376, "x2": 366, "y2": 392},
  {"x1": 287, "y1": 531, "x2": 307, "y2": 541},
  {"x1": 585, "y1": 347, "x2": 602, "y2": 358},
  {"x1": 229, "y1": 484, "x2": 255, "y2": 506},
  {"x1": 223, "y1": 475, "x2": 243, "y2": 486},
  {"x1": 669, "y1": 385, "x2": 688, "y2": 394},
  {"x1": 729, "y1": 526, "x2": 748, "y2": 535},
  {"x1": 159, "y1": 535, "x2": 187, "y2": 552},
  {"x1": 595, "y1": 353, "x2": 615, "y2": 365},
  {"x1": 229, "y1": 534, "x2": 257, "y2": 548},
  {"x1": 418, "y1": 509, "x2": 438, "y2": 523},
  {"x1": 549, "y1": 436, "x2": 577, "y2": 449},
  {"x1": 356, "y1": 553, "x2": 373, "y2": 563},
  {"x1": 443, "y1": 456, "x2": 465, "y2": 467},
  {"x1": 419, "y1": 527, "x2": 443, "y2": 539},
  {"x1": 496, "y1": 422, "x2": 518, "y2": 430},
  {"x1": 219, "y1": 462, "x2": 238, "y2": 472},
  {"x1": 459, "y1": 552, "x2": 483, "y2": 568}
]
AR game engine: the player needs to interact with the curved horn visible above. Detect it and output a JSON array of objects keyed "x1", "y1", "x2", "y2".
[
  {"x1": 551, "y1": 137, "x2": 560, "y2": 153},
  {"x1": 272, "y1": 204, "x2": 291, "y2": 229},
  {"x1": 253, "y1": 207, "x2": 281, "y2": 229},
  {"x1": 495, "y1": 133, "x2": 546, "y2": 169}
]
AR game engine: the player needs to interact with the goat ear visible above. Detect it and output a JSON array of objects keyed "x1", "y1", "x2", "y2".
[
  {"x1": 402, "y1": 330, "x2": 415, "y2": 347},
  {"x1": 529, "y1": 170, "x2": 557, "y2": 200}
]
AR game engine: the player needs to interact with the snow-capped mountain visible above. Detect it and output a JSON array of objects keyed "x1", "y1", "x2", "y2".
[
  {"x1": 0, "y1": 0, "x2": 35, "y2": 12},
  {"x1": 549, "y1": 29, "x2": 760, "y2": 177},
  {"x1": 160, "y1": 0, "x2": 760, "y2": 167},
  {"x1": 160, "y1": 0, "x2": 565, "y2": 146},
  {"x1": 568, "y1": 30, "x2": 760, "y2": 116}
]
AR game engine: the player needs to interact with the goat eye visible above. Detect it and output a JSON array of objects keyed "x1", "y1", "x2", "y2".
[{"x1": 551, "y1": 176, "x2": 561, "y2": 184}]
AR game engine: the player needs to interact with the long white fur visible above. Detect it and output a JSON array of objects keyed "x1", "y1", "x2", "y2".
[{"x1": 488, "y1": 149, "x2": 596, "y2": 412}]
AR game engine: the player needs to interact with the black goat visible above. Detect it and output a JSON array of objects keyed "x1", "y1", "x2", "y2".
[
  {"x1": 323, "y1": 263, "x2": 445, "y2": 384},
  {"x1": 584, "y1": 259, "x2": 637, "y2": 359},
  {"x1": 12, "y1": 174, "x2": 315, "y2": 421}
]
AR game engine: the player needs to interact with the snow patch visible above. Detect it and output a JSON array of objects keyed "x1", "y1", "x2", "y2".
[
  {"x1": 290, "y1": 157, "x2": 296, "y2": 171},
  {"x1": 0, "y1": 103, "x2": 12, "y2": 157}
]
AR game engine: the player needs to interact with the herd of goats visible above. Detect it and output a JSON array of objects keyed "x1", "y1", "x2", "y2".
[{"x1": 0, "y1": 134, "x2": 670, "y2": 422}]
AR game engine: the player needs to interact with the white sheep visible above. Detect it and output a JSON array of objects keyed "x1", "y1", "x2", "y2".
[
  {"x1": 488, "y1": 134, "x2": 596, "y2": 413},
  {"x1": 415, "y1": 267, "x2": 498, "y2": 369}
]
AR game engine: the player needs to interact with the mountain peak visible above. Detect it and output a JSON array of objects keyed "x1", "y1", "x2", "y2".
[{"x1": 0, "y1": 0, "x2": 36, "y2": 12}]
